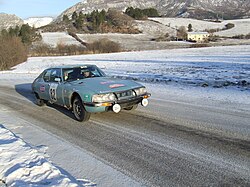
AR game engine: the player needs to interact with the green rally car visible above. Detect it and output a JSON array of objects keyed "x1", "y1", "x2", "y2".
[{"x1": 32, "y1": 65, "x2": 151, "y2": 122}]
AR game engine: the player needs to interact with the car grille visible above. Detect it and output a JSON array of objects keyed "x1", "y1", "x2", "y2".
[{"x1": 116, "y1": 90, "x2": 133, "y2": 100}]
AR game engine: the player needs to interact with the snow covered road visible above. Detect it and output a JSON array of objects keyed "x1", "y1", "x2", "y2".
[{"x1": 0, "y1": 83, "x2": 250, "y2": 186}]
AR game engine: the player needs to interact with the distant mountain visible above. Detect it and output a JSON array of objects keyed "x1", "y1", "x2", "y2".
[
  {"x1": 58, "y1": 0, "x2": 250, "y2": 20},
  {"x1": 24, "y1": 17, "x2": 53, "y2": 28},
  {"x1": 0, "y1": 13, "x2": 23, "y2": 30}
]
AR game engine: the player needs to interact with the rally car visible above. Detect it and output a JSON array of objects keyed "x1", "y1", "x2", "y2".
[{"x1": 32, "y1": 65, "x2": 151, "y2": 122}]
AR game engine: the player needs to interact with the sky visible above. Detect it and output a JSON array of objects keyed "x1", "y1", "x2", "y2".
[{"x1": 0, "y1": 0, "x2": 83, "y2": 19}]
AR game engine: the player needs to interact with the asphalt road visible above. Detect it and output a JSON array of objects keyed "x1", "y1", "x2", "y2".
[{"x1": 0, "y1": 84, "x2": 250, "y2": 187}]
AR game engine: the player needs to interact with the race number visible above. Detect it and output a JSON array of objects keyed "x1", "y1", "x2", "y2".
[{"x1": 49, "y1": 83, "x2": 58, "y2": 102}]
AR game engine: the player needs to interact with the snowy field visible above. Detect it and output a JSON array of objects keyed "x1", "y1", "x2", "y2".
[
  {"x1": 0, "y1": 45, "x2": 250, "y2": 186},
  {"x1": 150, "y1": 17, "x2": 225, "y2": 31},
  {"x1": 4, "y1": 45, "x2": 250, "y2": 91},
  {"x1": 150, "y1": 18, "x2": 250, "y2": 37},
  {"x1": 40, "y1": 32, "x2": 81, "y2": 47}
]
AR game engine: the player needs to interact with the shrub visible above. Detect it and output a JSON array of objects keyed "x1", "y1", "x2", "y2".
[
  {"x1": 223, "y1": 23, "x2": 235, "y2": 30},
  {"x1": 125, "y1": 7, "x2": 160, "y2": 19},
  {"x1": 177, "y1": 26, "x2": 187, "y2": 40},
  {"x1": 30, "y1": 42, "x2": 86, "y2": 56},
  {"x1": 190, "y1": 43, "x2": 209, "y2": 48},
  {"x1": 0, "y1": 36, "x2": 28, "y2": 70},
  {"x1": 87, "y1": 39, "x2": 121, "y2": 53},
  {"x1": 30, "y1": 39, "x2": 121, "y2": 56},
  {"x1": 232, "y1": 34, "x2": 245, "y2": 39},
  {"x1": 208, "y1": 35, "x2": 220, "y2": 42},
  {"x1": 142, "y1": 8, "x2": 159, "y2": 17},
  {"x1": 205, "y1": 28, "x2": 221, "y2": 33},
  {"x1": 245, "y1": 33, "x2": 250, "y2": 39}
]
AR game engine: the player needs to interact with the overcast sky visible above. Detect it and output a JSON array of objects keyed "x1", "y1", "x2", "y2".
[{"x1": 0, "y1": 0, "x2": 82, "y2": 19}]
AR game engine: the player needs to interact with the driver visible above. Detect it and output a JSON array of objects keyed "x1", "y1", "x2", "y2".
[{"x1": 83, "y1": 71, "x2": 91, "y2": 78}]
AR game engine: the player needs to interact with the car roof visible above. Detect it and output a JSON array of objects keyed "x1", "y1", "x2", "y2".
[{"x1": 48, "y1": 64, "x2": 96, "y2": 69}]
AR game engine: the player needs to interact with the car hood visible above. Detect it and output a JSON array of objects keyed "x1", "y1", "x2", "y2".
[{"x1": 68, "y1": 77, "x2": 143, "y2": 93}]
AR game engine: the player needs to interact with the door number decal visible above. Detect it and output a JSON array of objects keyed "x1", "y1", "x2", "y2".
[{"x1": 49, "y1": 83, "x2": 58, "y2": 102}]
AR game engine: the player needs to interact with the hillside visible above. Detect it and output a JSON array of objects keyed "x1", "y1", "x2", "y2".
[
  {"x1": 58, "y1": 0, "x2": 250, "y2": 20},
  {"x1": 0, "y1": 13, "x2": 23, "y2": 30},
  {"x1": 24, "y1": 17, "x2": 53, "y2": 28},
  {"x1": 150, "y1": 17, "x2": 250, "y2": 37}
]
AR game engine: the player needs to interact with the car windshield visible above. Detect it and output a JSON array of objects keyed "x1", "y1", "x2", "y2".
[{"x1": 63, "y1": 66, "x2": 106, "y2": 82}]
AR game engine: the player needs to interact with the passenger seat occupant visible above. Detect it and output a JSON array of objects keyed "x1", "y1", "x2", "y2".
[{"x1": 64, "y1": 71, "x2": 68, "y2": 81}]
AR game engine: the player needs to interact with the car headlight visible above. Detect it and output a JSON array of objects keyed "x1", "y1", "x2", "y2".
[
  {"x1": 134, "y1": 87, "x2": 147, "y2": 96},
  {"x1": 92, "y1": 93, "x2": 116, "y2": 102}
]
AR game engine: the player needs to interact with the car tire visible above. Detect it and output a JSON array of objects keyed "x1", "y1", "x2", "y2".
[
  {"x1": 35, "y1": 93, "x2": 45, "y2": 106},
  {"x1": 73, "y1": 96, "x2": 90, "y2": 122},
  {"x1": 124, "y1": 104, "x2": 138, "y2": 111}
]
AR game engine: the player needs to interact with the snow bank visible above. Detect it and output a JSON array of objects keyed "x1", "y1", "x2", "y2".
[{"x1": 0, "y1": 124, "x2": 79, "y2": 187}]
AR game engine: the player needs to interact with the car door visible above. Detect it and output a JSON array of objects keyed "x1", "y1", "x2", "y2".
[
  {"x1": 39, "y1": 69, "x2": 52, "y2": 100},
  {"x1": 48, "y1": 68, "x2": 64, "y2": 105}
]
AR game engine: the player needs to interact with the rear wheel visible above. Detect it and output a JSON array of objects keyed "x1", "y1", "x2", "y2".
[
  {"x1": 35, "y1": 93, "x2": 45, "y2": 106},
  {"x1": 73, "y1": 96, "x2": 90, "y2": 122}
]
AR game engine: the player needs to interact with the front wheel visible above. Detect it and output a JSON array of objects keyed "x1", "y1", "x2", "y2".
[
  {"x1": 124, "y1": 104, "x2": 138, "y2": 111},
  {"x1": 73, "y1": 97, "x2": 91, "y2": 122}
]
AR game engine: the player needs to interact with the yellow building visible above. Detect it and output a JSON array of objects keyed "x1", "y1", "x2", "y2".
[{"x1": 187, "y1": 32, "x2": 209, "y2": 42}]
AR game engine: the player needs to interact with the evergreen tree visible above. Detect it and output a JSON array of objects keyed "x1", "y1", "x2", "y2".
[
  {"x1": 75, "y1": 17, "x2": 84, "y2": 29},
  {"x1": 142, "y1": 8, "x2": 159, "y2": 17},
  {"x1": 1, "y1": 29, "x2": 8, "y2": 37},
  {"x1": 19, "y1": 24, "x2": 32, "y2": 44},
  {"x1": 188, "y1": 24, "x2": 193, "y2": 32},
  {"x1": 125, "y1": 7, "x2": 157, "y2": 19},
  {"x1": 63, "y1": 15, "x2": 70, "y2": 22},
  {"x1": 72, "y1": 11, "x2": 78, "y2": 20}
]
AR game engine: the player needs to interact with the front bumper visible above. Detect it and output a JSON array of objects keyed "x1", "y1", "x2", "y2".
[{"x1": 83, "y1": 93, "x2": 151, "y2": 108}]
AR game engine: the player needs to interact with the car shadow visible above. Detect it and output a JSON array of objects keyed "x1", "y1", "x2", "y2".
[
  {"x1": 15, "y1": 83, "x2": 36, "y2": 103},
  {"x1": 15, "y1": 83, "x2": 76, "y2": 121}
]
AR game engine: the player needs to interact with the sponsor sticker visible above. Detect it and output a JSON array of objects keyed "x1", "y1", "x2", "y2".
[
  {"x1": 40, "y1": 85, "x2": 45, "y2": 92},
  {"x1": 109, "y1": 84, "x2": 125, "y2": 88},
  {"x1": 100, "y1": 81, "x2": 114, "y2": 85}
]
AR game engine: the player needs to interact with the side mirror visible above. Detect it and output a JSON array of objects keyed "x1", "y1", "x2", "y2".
[{"x1": 54, "y1": 78, "x2": 61, "y2": 82}]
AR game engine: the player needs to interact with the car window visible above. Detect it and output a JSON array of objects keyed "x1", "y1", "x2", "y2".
[
  {"x1": 63, "y1": 66, "x2": 105, "y2": 82},
  {"x1": 43, "y1": 69, "x2": 52, "y2": 82},
  {"x1": 50, "y1": 69, "x2": 61, "y2": 82}
]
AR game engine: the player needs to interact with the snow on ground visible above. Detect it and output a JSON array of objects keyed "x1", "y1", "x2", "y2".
[
  {"x1": 0, "y1": 109, "x2": 140, "y2": 187},
  {"x1": 41, "y1": 32, "x2": 81, "y2": 47},
  {"x1": 0, "y1": 124, "x2": 79, "y2": 187},
  {"x1": 0, "y1": 45, "x2": 250, "y2": 186},
  {"x1": 215, "y1": 19, "x2": 250, "y2": 37},
  {"x1": 150, "y1": 17, "x2": 250, "y2": 37},
  {"x1": 77, "y1": 33, "x2": 190, "y2": 51},
  {"x1": 5, "y1": 45, "x2": 250, "y2": 91},
  {"x1": 134, "y1": 20, "x2": 176, "y2": 36},
  {"x1": 150, "y1": 17, "x2": 225, "y2": 31},
  {"x1": 24, "y1": 17, "x2": 53, "y2": 28}
]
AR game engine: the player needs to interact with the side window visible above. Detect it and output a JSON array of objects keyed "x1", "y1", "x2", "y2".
[
  {"x1": 43, "y1": 69, "x2": 51, "y2": 82},
  {"x1": 50, "y1": 69, "x2": 61, "y2": 82}
]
